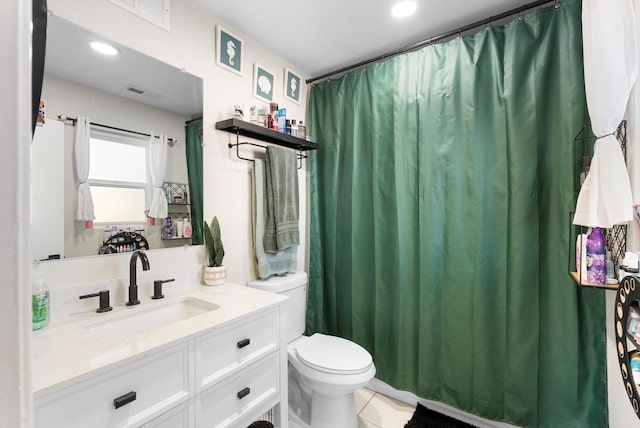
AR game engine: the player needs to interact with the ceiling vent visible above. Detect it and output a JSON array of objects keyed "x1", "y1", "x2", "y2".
[
  {"x1": 126, "y1": 85, "x2": 165, "y2": 100},
  {"x1": 109, "y1": 0, "x2": 170, "y2": 31},
  {"x1": 126, "y1": 86, "x2": 145, "y2": 94}
]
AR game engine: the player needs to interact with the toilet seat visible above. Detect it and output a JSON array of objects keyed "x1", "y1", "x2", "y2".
[{"x1": 295, "y1": 333, "x2": 373, "y2": 375}]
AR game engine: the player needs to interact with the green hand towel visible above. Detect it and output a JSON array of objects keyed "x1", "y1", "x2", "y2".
[
  {"x1": 252, "y1": 159, "x2": 297, "y2": 278},
  {"x1": 264, "y1": 146, "x2": 299, "y2": 252}
]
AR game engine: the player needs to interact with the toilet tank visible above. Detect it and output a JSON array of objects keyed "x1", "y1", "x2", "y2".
[{"x1": 247, "y1": 272, "x2": 307, "y2": 343}]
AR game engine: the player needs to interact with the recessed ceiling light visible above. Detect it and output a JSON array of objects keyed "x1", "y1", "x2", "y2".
[
  {"x1": 90, "y1": 41, "x2": 119, "y2": 56},
  {"x1": 392, "y1": 1, "x2": 417, "y2": 18}
]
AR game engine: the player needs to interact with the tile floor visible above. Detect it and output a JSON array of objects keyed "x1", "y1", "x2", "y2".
[{"x1": 355, "y1": 387, "x2": 416, "y2": 428}]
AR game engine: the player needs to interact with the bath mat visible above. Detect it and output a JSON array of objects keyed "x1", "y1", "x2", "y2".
[
  {"x1": 404, "y1": 403, "x2": 479, "y2": 428},
  {"x1": 246, "y1": 422, "x2": 273, "y2": 428},
  {"x1": 247, "y1": 421, "x2": 273, "y2": 428}
]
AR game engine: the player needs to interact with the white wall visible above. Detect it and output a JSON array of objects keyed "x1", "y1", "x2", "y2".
[
  {"x1": 1, "y1": 0, "x2": 32, "y2": 427},
  {"x1": 32, "y1": 120, "x2": 65, "y2": 260},
  {"x1": 41, "y1": 74, "x2": 191, "y2": 257},
  {"x1": 46, "y1": 0, "x2": 309, "y2": 285}
]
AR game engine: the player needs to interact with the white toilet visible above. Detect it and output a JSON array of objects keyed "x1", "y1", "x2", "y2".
[{"x1": 247, "y1": 272, "x2": 376, "y2": 428}]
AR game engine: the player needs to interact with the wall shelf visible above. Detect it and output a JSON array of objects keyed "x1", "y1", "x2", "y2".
[
  {"x1": 216, "y1": 118, "x2": 319, "y2": 151},
  {"x1": 569, "y1": 272, "x2": 618, "y2": 290}
]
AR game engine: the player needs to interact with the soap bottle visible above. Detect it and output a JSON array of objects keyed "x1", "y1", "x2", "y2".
[
  {"x1": 32, "y1": 261, "x2": 50, "y2": 331},
  {"x1": 586, "y1": 227, "x2": 606, "y2": 285}
]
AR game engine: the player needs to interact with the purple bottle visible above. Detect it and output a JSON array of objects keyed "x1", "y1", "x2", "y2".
[{"x1": 586, "y1": 227, "x2": 606, "y2": 284}]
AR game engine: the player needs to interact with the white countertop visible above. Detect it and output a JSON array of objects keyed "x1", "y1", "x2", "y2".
[{"x1": 32, "y1": 283, "x2": 286, "y2": 399}]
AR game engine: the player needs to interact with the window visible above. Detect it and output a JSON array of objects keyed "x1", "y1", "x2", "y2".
[{"x1": 88, "y1": 129, "x2": 148, "y2": 223}]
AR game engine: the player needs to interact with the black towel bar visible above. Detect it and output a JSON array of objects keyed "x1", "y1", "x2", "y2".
[{"x1": 228, "y1": 141, "x2": 306, "y2": 169}]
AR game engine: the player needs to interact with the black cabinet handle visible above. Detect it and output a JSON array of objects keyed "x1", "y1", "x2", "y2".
[
  {"x1": 114, "y1": 391, "x2": 136, "y2": 409},
  {"x1": 237, "y1": 338, "x2": 251, "y2": 349},
  {"x1": 237, "y1": 387, "x2": 251, "y2": 400}
]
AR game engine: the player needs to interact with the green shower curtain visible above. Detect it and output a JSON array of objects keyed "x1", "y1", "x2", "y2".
[
  {"x1": 185, "y1": 119, "x2": 203, "y2": 245},
  {"x1": 307, "y1": 1, "x2": 607, "y2": 427}
]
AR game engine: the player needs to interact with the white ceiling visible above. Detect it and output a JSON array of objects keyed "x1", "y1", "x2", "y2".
[
  {"x1": 45, "y1": 15, "x2": 203, "y2": 118},
  {"x1": 196, "y1": 0, "x2": 543, "y2": 79}
]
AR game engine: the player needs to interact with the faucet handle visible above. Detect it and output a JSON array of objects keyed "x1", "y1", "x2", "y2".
[
  {"x1": 152, "y1": 278, "x2": 175, "y2": 300},
  {"x1": 79, "y1": 290, "x2": 113, "y2": 313}
]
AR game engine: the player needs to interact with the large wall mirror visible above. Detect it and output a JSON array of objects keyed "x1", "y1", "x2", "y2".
[{"x1": 33, "y1": 14, "x2": 203, "y2": 261}]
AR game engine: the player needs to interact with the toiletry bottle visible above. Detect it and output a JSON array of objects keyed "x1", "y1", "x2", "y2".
[
  {"x1": 586, "y1": 227, "x2": 606, "y2": 284},
  {"x1": 166, "y1": 186, "x2": 173, "y2": 204},
  {"x1": 297, "y1": 121, "x2": 306, "y2": 139},
  {"x1": 183, "y1": 220, "x2": 193, "y2": 239},
  {"x1": 165, "y1": 216, "x2": 173, "y2": 239},
  {"x1": 606, "y1": 250, "x2": 615, "y2": 280},
  {"x1": 278, "y1": 108, "x2": 287, "y2": 133},
  {"x1": 32, "y1": 261, "x2": 50, "y2": 331}
]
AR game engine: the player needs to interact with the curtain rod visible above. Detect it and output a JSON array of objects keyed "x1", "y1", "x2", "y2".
[
  {"x1": 306, "y1": 0, "x2": 558, "y2": 84},
  {"x1": 58, "y1": 115, "x2": 178, "y2": 145},
  {"x1": 185, "y1": 116, "x2": 202, "y2": 124}
]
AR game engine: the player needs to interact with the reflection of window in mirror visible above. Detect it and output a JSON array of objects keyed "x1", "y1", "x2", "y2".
[{"x1": 88, "y1": 129, "x2": 148, "y2": 223}]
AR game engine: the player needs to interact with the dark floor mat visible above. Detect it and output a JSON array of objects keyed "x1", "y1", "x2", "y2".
[{"x1": 404, "y1": 403, "x2": 479, "y2": 428}]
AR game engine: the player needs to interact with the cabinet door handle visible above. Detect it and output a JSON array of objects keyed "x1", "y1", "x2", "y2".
[
  {"x1": 237, "y1": 387, "x2": 251, "y2": 400},
  {"x1": 237, "y1": 338, "x2": 251, "y2": 349},
  {"x1": 114, "y1": 391, "x2": 136, "y2": 409}
]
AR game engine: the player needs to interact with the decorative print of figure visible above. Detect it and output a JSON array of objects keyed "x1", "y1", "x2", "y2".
[
  {"x1": 289, "y1": 77, "x2": 297, "y2": 99},
  {"x1": 226, "y1": 40, "x2": 236, "y2": 66}
]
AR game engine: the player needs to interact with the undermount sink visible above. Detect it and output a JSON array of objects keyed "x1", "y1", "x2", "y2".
[{"x1": 86, "y1": 297, "x2": 219, "y2": 342}]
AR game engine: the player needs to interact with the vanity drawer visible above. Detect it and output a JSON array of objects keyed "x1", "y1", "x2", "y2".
[
  {"x1": 197, "y1": 309, "x2": 278, "y2": 390},
  {"x1": 196, "y1": 353, "x2": 279, "y2": 428},
  {"x1": 34, "y1": 342, "x2": 193, "y2": 428},
  {"x1": 141, "y1": 398, "x2": 194, "y2": 428}
]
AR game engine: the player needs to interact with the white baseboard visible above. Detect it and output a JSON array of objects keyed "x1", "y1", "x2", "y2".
[{"x1": 367, "y1": 378, "x2": 522, "y2": 428}]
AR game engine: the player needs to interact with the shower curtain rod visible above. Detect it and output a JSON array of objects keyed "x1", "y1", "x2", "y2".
[
  {"x1": 58, "y1": 115, "x2": 178, "y2": 145},
  {"x1": 306, "y1": 0, "x2": 558, "y2": 84}
]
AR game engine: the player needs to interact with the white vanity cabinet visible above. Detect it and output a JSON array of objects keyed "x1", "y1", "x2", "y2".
[
  {"x1": 141, "y1": 399, "x2": 194, "y2": 428},
  {"x1": 34, "y1": 299, "x2": 286, "y2": 428},
  {"x1": 34, "y1": 342, "x2": 193, "y2": 428},
  {"x1": 195, "y1": 310, "x2": 281, "y2": 427}
]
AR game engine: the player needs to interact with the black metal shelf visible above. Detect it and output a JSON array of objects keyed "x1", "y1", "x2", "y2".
[{"x1": 216, "y1": 118, "x2": 319, "y2": 151}]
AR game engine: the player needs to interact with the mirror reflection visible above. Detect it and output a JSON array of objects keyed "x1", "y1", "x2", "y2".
[{"x1": 33, "y1": 15, "x2": 203, "y2": 261}]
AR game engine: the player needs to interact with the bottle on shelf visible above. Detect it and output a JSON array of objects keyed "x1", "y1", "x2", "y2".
[
  {"x1": 164, "y1": 216, "x2": 173, "y2": 239},
  {"x1": 586, "y1": 227, "x2": 606, "y2": 285},
  {"x1": 183, "y1": 220, "x2": 193, "y2": 238}
]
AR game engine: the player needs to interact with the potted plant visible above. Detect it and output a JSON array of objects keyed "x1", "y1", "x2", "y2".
[{"x1": 202, "y1": 216, "x2": 227, "y2": 285}]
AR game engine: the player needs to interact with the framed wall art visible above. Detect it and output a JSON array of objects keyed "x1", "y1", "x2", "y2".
[
  {"x1": 284, "y1": 68, "x2": 301, "y2": 104},
  {"x1": 216, "y1": 25, "x2": 243, "y2": 76},
  {"x1": 253, "y1": 64, "x2": 275, "y2": 102}
]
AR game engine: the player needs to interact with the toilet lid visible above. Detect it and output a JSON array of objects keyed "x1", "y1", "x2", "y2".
[{"x1": 295, "y1": 333, "x2": 373, "y2": 375}]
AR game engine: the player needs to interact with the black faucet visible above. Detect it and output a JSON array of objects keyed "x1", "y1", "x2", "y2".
[{"x1": 127, "y1": 250, "x2": 150, "y2": 306}]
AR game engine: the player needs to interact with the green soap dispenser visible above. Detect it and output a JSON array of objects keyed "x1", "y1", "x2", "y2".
[{"x1": 32, "y1": 260, "x2": 50, "y2": 330}]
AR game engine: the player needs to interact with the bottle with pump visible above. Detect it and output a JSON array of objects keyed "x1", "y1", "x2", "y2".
[{"x1": 32, "y1": 260, "x2": 50, "y2": 330}]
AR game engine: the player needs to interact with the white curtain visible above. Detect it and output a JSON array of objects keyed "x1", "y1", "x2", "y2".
[
  {"x1": 148, "y1": 133, "x2": 168, "y2": 218},
  {"x1": 573, "y1": 0, "x2": 638, "y2": 228},
  {"x1": 74, "y1": 115, "x2": 95, "y2": 221}
]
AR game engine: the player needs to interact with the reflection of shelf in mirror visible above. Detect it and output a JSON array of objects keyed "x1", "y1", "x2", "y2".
[
  {"x1": 569, "y1": 272, "x2": 618, "y2": 290},
  {"x1": 161, "y1": 237, "x2": 191, "y2": 241}
]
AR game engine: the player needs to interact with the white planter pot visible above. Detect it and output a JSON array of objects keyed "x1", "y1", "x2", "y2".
[{"x1": 203, "y1": 265, "x2": 227, "y2": 286}]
